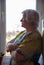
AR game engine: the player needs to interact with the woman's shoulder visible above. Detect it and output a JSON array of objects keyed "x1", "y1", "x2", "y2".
[{"x1": 31, "y1": 30, "x2": 42, "y2": 39}]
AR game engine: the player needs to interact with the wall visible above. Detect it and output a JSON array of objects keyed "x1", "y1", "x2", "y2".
[
  {"x1": 0, "y1": 0, "x2": 6, "y2": 54},
  {"x1": 36, "y1": 0, "x2": 44, "y2": 33},
  {"x1": 36, "y1": 0, "x2": 44, "y2": 64}
]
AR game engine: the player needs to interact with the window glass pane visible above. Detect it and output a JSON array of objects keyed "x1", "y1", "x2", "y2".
[
  {"x1": 6, "y1": 0, "x2": 36, "y2": 32},
  {"x1": 6, "y1": 0, "x2": 36, "y2": 43}
]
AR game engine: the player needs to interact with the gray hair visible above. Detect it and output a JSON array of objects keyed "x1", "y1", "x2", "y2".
[{"x1": 22, "y1": 9, "x2": 39, "y2": 28}]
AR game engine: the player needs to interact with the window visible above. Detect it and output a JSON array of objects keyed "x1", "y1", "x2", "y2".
[
  {"x1": 6, "y1": 0, "x2": 36, "y2": 42},
  {"x1": 42, "y1": 19, "x2": 44, "y2": 32}
]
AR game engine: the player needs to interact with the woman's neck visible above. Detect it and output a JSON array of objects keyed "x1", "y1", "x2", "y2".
[{"x1": 26, "y1": 27, "x2": 36, "y2": 32}]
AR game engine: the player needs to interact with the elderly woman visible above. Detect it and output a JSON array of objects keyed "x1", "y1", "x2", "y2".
[{"x1": 6, "y1": 9, "x2": 42, "y2": 65}]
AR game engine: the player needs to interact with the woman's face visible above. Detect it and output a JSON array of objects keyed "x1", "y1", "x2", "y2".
[{"x1": 20, "y1": 14, "x2": 28, "y2": 28}]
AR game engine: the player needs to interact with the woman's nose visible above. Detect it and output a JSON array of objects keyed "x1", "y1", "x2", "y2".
[
  {"x1": 20, "y1": 18, "x2": 25, "y2": 22},
  {"x1": 20, "y1": 19, "x2": 23, "y2": 22}
]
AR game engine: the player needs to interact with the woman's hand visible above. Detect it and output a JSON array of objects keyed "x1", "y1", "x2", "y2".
[
  {"x1": 11, "y1": 50, "x2": 25, "y2": 62},
  {"x1": 6, "y1": 43, "x2": 19, "y2": 52}
]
